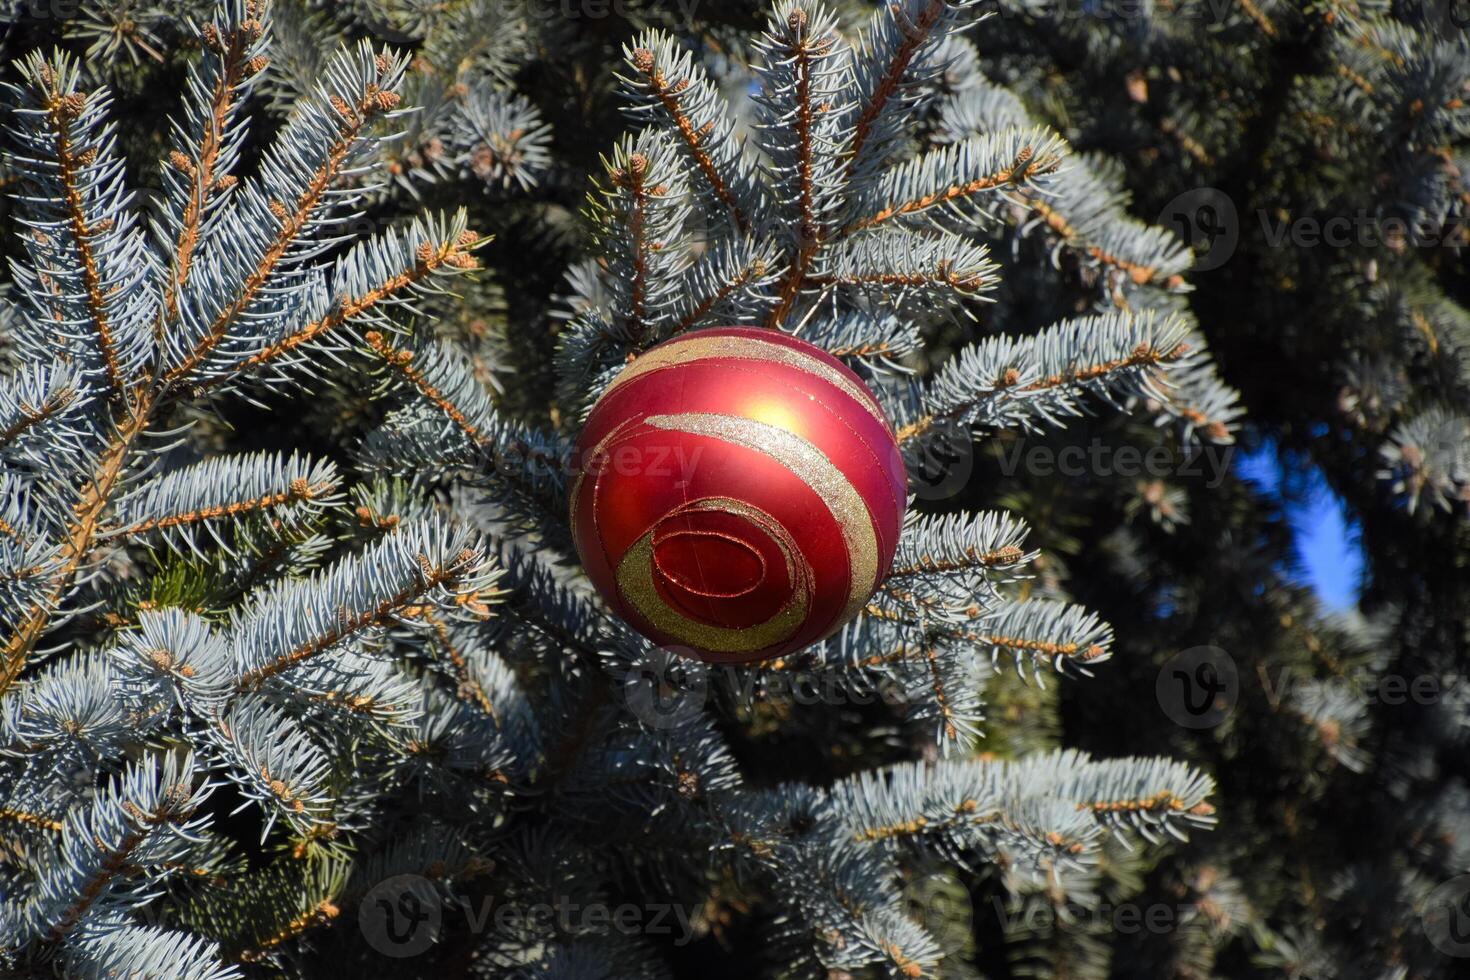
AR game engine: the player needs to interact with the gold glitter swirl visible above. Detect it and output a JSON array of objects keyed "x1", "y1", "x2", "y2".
[
  {"x1": 642, "y1": 413, "x2": 879, "y2": 637},
  {"x1": 604, "y1": 334, "x2": 892, "y2": 433},
  {"x1": 616, "y1": 498, "x2": 810, "y2": 653}
]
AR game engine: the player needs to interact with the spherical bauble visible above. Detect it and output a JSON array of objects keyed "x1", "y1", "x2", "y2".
[{"x1": 570, "y1": 327, "x2": 907, "y2": 664}]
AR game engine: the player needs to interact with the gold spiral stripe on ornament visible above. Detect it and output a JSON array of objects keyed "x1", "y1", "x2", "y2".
[
  {"x1": 605, "y1": 334, "x2": 891, "y2": 433},
  {"x1": 616, "y1": 498, "x2": 810, "y2": 654},
  {"x1": 643, "y1": 412, "x2": 879, "y2": 637}
]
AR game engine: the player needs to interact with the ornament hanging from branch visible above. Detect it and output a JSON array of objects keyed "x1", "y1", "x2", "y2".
[{"x1": 571, "y1": 328, "x2": 907, "y2": 663}]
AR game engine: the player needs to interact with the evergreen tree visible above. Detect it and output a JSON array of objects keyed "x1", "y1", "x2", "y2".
[
  {"x1": 4, "y1": 0, "x2": 1464, "y2": 978},
  {"x1": 0, "y1": 2, "x2": 1235, "y2": 975},
  {"x1": 962, "y1": 1, "x2": 1470, "y2": 976}
]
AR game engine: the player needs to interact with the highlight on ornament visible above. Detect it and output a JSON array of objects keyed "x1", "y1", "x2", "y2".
[{"x1": 570, "y1": 328, "x2": 907, "y2": 663}]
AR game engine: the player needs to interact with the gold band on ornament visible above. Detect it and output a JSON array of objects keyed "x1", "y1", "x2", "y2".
[
  {"x1": 641, "y1": 413, "x2": 879, "y2": 640},
  {"x1": 604, "y1": 334, "x2": 892, "y2": 434},
  {"x1": 616, "y1": 497, "x2": 811, "y2": 653}
]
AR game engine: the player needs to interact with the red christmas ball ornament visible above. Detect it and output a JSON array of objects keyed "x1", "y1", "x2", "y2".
[{"x1": 570, "y1": 327, "x2": 907, "y2": 664}]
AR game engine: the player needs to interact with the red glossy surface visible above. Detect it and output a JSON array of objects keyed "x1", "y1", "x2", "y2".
[{"x1": 570, "y1": 327, "x2": 907, "y2": 663}]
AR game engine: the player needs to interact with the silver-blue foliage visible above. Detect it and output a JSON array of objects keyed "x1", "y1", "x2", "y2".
[{"x1": 0, "y1": 1, "x2": 1242, "y2": 975}]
